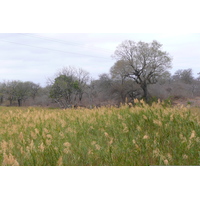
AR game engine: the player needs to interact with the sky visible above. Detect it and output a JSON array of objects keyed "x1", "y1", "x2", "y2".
[{"x1": 0, "y1": 33, "x2": 200, "y2": 86}]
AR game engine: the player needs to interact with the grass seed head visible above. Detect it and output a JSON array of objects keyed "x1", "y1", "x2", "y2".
[
  {"x1": 143, "y1": 135, "x2": 149, "y2": 139},
  {"x1": 91, "y1": 141, "x2": 96, "y2": 145},
  {"x1": 108, "y1": 138, "x2": 114, "y2": 145},
  {"x1": 31, "y1": 131, "x2": 38, "y2": 140},
  {"x1": 88, "y1": 148, "x2": 93, "y2": 155},
  {"x1": 1, "y1": 141, "x2": 8, "y2": 152},
  {"x1": 20, "y1": 146, "x2": 25, "y2": 154},
  {"x1": 19, "y1": 132, "x2": 24, "y2": 141},
  {"x1": 189, "y1": 130, "x2": 196, "y2": 140},
  {"x1": 134, "y1": 99, "x2": 139, "y2": 103},
  {"x1": 30, "y1": 140, "x2": 35, "y2": 150},
  {"x1": 182, "y1": 154, "x2": 188, "y2": 159},
  {"x1": 2, "y1": 153, "x2": 19, "y2": 166},
  {"x1": 34, "y1": 128, "x2": 40, "y2": 134},
  {"x1": 153, "y1": 119, "x2": 162, "y2": 127},
  {"x1": 117, "y1": 114, "x2": 122, "y2": 120},
  {"x1": 8, "y1": 140, "x2": 14, "y2": 149},
  {"x1": 63, "y1": 142, "x2": 71, "y2": 147},
  {"x1": 57, "y1": 156, "x2": 63, "y2": 166},
  {"x1": 63, "y1": 148, "x2": 71, "y2": 154},
  {"x1": 59, "y1": 132, "x2": 65, "y2": 139},
  {"x1": 143, "y1": 115, "x2": 148, "y2": 120},
  {"x1": 46, "y1": 139, "x2": 52, "y2": 146},
  {"x1": 164, "y1": 159, "x2": 169, "y2": 165},
  {"x1": 153, "y1": 149, "x2": 160, "y2": 158},
  {"x1": 39, "y1": 142, "x2": 45, "y2": 152},
  {"x1": 167, "y1": 153, "x2": 173, "y2": 161},
  {"x1": 136, "y1": 125, "x2": 142, "y2": 132},
  {"x1": 122, "y1": 123, "x2": 129, "y2": 133},
  {"x1": 104, "y1": 132, "x2": 109, "y2": 138},
  {"x1": 95, "y1": 144, "x2": 101, "y2": 150},
  {"x1": 46, "y1": 134, "x2": 53, "y2": 140}
]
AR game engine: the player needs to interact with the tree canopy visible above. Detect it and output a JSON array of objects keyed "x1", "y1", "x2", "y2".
[
  {"x1": 49, "y1": 66, "x2": 90, "y2": 108},
  {"x1": 113, "y1": 40, "x2": 172, "y2": 101}
]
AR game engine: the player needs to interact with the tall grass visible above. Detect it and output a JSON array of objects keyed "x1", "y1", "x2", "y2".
[{"x1": 0, "y1": 100, "x2": 199, "y2": 166}]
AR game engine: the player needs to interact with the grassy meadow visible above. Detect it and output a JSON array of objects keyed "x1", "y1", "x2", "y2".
[{"x1": 0, "y1": 99, "x2": 199, "y2": 166}]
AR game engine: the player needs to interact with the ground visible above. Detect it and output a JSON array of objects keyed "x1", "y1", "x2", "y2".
[{"x1": 173, "y1": 97, "x2": 200, "y2": 107}]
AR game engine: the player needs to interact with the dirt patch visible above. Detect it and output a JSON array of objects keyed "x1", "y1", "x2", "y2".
[{"x1": 173, "y1": 97, "x2": 200, "y2": 107}]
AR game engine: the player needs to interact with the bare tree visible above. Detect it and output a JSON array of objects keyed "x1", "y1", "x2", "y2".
[
  {"x1": 85, "y1": 78, "x2": 98, "y2": 108},
  {"x1": 113, "y1": 40, "x2": 172, "y2": 101},
  {"x1": 172, "y1": 68, "x2": 194, "y2": 84},
  {"x1": 0, "y1": 82, "x2": 5, "y2": 104}
]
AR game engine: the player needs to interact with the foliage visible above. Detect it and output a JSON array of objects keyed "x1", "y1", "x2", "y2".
[
  {"x1": 173, "y1": 68, "x2": 194, "y2": 84},
  {"x1": 50, "y1": 75, "x2": 80, "y2": 108},
  {"x1": 113, "y1": 40, "x2": 172, "y2": 101},
  {"x1": 1, "y1": 80, "x2": 40, "y2": 106},
  {"x1": 49, "y1": 66, "x2": 90, "y2": 108}
]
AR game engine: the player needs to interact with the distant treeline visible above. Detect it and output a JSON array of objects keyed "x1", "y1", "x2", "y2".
[{"x1": 1, "y1": 40, "x2": 200, "y2": 108}]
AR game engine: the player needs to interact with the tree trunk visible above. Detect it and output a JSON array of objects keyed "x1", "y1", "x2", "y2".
[
  {"x1": 18, "y1": 99, "x2": 22, "y2": 107},
  {"x1": 141, "y1": 82, "x2": 149, "y2": 102},
  {"x1": 9, "y1": 98, "x2": 13, "y2": 106},
  {"x1": 0, "y1": 96, "x2": 3, "y2": 104},
  {"x1": 120, "y1": 91, "x2": 126, "y2": 104}
]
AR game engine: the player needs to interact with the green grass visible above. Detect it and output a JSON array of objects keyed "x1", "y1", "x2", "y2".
[{"x1": 0, "y1": 100, "x2": 199, "y2": 166}]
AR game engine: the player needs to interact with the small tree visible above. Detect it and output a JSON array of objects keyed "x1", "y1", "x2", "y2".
[
  {"x1": 96, "y1": 73, "x2": 113, "y2": 103},
  {"x1": 85, "y1": 78, "x2": 98, "y2": 108},
  {"x1": 28, "y1": 82, "x2": 41, "y2": 100},
  {"x1": 49, "y1": 66, "x2": 90, "y2": 108},
  {"x1": 113, "y1": 40, "x2": 172, "y2": 101},
  {"x1": 4, "y1": 80, "x2": 18, "y2": 106},
  {"x1": 59, "y1": 67, "x2": 90, "y2": 102},
  {"x1": 50, "y1": 75, "x2": 80, "y2": 108},
  {"x1": 2, "y1": 80, "x2": 39, "y2": 106},
  {"x1": 14, "y1": 81, "x2": 32, "y2": 106},
  {"x1": 172, "y1": 68, "x2": 194, "y2": 84}
]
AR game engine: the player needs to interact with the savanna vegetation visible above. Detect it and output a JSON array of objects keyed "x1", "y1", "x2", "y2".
[
  {"x1": 0, "y1": 41, "x2": 200, "y2": 108},
  {"x1": 0, "y1": 100, "x2": 199, "y2": 166},
  {"x1": 0, "y1": 40, "x2": 200, "y2": 166}
]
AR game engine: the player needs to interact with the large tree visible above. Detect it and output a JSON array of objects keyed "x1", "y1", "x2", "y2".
[{"x1": 113, "y1": 40, "x2": 172, "y2": 101}]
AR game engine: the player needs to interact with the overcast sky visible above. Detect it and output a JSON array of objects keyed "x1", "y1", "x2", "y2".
[{"x1": 0, "y1": 33, "x2": 199, "y2": 86}]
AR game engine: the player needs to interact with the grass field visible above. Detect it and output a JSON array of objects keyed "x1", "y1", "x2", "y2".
[{"x1": 0, "y1": 100, "x2": 199, "y2": 166}]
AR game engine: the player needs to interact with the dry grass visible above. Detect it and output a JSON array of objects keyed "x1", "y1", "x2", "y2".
[{"x1": 0, "y1": 100, "x2": 199, "y2": 166}]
